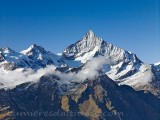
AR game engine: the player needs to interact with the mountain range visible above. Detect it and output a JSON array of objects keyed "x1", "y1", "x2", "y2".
[{"x1": 0, "y1": 30, "x2": 160, "y2": 120}]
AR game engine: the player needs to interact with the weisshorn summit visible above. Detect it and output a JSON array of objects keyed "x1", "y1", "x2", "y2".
[{"x1": 0, "y1": 30, "x2": 160, "y2": 120}]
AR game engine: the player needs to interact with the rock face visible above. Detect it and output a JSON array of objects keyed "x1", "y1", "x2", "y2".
[
  {"x1": 63, "y1": 30, "x2": 160, "y2": 97},
  {"x1": 0, "y1": 31, "x2": 159, "y2": 96},
  {"x1": 0, "y1": 74, "x2": 160, "y2": 120},
  {"x1": 63, "y1": 30, "x2": 140, "y2": 64},
  {"x1": 21, "y1": 44, "x2": 61, "y2": 67},
  {"x1": 0, "y1": 45, "x2": 62, "y2": 71},
  {"x1": 0, "y1": 30, "x2": 160, "y2": 120}
]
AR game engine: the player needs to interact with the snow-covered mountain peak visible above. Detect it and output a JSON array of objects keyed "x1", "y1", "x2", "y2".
[
  {"x1": 84, "y1": 30, "x2": 95, "y2": 38},
  {"x1": 0, "y1": 45, "x2": 61, "y2": 71},
  {"x1": 21, "y1": 44, "x2": 61, "y2": 67},
  {"x1": 63, "y1": 31, "x2": 142, "y2": 65},
  {"x1": 29, "y1": 44, "x2": 45, "y2": 51},
  {"x1": 82, "y1": 30, "x2": 103, "y2": 44},
  {"x1": 21, "y1": 44, "x2": 52, "y2": 61},
  {"x1": 29, "y1": 44, "x2": 39, "y2": 49},
  {"x1": 0, "y1": 47, "x2": 15, "y2": 54},
  {"x1": 63, "y1": 30, "x2": 104, "y2": 58},
  {"x1": 21, "y1": 44, "x2": 47, "y2": 56}
]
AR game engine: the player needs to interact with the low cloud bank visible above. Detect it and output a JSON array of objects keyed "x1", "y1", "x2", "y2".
[
  {"x1": 0, "y1": 56, "x2": 107, "y2": 89},
  {"x1": 0, "y1": 66, "x2": 56, "y2": 89}
]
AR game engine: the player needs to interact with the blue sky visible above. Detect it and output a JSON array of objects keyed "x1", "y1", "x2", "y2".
[{"x1": 0, "y1": 0, "x2": 159, "y2": 63}]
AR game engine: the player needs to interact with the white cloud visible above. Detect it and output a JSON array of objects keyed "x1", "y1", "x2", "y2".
[
  {"x1": 0, "y1": 56, "x2": 107, "y2": 89},
  {"x1": 0, "y1": 66, "x2": 56, "y2": 89}
]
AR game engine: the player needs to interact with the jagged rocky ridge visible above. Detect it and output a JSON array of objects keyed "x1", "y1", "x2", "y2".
[
  {"x1": 62, "y1": 30, "x2": 160, "y2": 97},
  {"x1": 0, "y1": 30, "x2": 160, "y2": 119},
  {"x1": 0, "y1": 30, "x2": 159, "y2": 96},
  {"x1": 0, "y1": 44, "x2": 63, "y2": 71}
]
